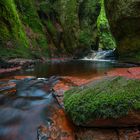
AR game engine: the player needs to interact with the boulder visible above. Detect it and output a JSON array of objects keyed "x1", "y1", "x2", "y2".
[
  {"x1": 105, "y1": 0, "x2": 140, "y2": 59},
  {"x1": 64, "y1": 76, "x2": 140, "y2": 127}
]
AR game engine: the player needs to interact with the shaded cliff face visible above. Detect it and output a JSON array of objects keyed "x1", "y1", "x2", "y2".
[
  {"x1": 0, "y1": 0, "x2": 116, "y2": 58},
  {"x1": 32, "y1": 0, "x2": 102, "y2": 57},
  {"x1": 105, "y1": 0, "x2": 140, "y2": 59}
]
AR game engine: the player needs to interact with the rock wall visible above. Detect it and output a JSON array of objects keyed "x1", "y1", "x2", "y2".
[
  {"x1": 97, "y1": 0, "x2": 116, "y2": 50},
  {"x1": 105, "y1": 0, "x2": 140, "y2": 59},
  {"x1": 0, "y1": 0, "x2": 116, "y2": 58},
  {"x1": 0, "y1": 0, "x2": 30, "y2": 58}
]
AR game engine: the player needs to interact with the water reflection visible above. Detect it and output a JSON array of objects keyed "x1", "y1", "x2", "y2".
[{"x1": 14, "y1": 60, "x2": 132, "y2": 78}]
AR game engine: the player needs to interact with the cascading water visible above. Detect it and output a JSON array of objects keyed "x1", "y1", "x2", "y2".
[{"x1": 81, "y1": 49, "x2": 116, "y2": 61}]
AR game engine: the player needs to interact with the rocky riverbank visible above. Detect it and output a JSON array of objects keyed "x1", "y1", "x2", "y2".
[
  {"x1": 0, "y1": 58, "x2": 72, "y2": 76},
  {"x1": 55, "y1": 67, "x2": 140, "y2": 139},
  {"x1": 0, "y1": 58, "x2": 39, "y2": 76},
  {"x1": 1, "y1": 66, "x2": 140, "y2": 139}
]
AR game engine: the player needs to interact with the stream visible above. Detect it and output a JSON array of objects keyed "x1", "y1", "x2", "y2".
[{"x1": 0, "y1": 59, "x2": 138, "y2": 140}]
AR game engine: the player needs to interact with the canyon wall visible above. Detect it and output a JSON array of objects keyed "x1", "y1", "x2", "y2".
[{"x1": 0, "y1": 0, "x2": 115, "y2": 58}]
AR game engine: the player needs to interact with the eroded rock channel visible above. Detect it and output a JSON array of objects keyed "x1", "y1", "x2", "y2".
[{"x1": 1, "y1": 66, "x2": 140, "y2": 140}]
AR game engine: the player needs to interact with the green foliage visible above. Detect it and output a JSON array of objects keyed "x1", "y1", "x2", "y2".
[
  {"x1": 97, "y1": 0, "x2": 116, "y2": 49},
  {"x1": 64, "y1": 77, "x2": 140, "y2": 125}
]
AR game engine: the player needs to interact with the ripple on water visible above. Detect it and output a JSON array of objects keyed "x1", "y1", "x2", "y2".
[{"x1": 0, "y1": 77, "x2": 60, "y2": 140}]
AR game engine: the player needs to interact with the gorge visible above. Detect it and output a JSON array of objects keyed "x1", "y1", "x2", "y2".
[{"x1": 1, "y1": 0, "x2": 140, "y2": 140}]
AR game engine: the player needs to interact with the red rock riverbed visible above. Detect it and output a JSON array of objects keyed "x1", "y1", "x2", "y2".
[{"x1": 0, "y1": 67, "x2": 140, "y2": 140}]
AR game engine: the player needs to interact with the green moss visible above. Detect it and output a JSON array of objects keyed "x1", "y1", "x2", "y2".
[
  {"x1": 58, "y1": 0, "x2": 78, "y2": 28},
  {"x1": 97, "y1": 0, "x2": 116, "y2": 50},
  {"x1": 15, "y1": 0, "x2": 48, "y2": 50},
  {"x1": 0, "y1": 0, "x2": 30, "y2": 58},
  {"x1": 79, "y1": 30, "x2": 93, "y2": 46},
  {"x1": 0, "y1": 0, "x2": 49, "y2": 58},
  {"x1": 64, "y1": 77, "x2": 140, "y2": 125},
  {"x1": 78, "y1": 0, "x2": 100, "y2": 48},
  {"x1": 47, "y1": 20, "x2": 57, "y2": 35},
  {"x1": 39, "y1": 1, "x2": 50, "y2": 13},
  {"x1": 60, "y1": 0, "x2": 79, "y2": 52}
]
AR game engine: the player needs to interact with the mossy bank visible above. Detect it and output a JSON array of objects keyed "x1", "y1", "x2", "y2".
[{"x1": 64, "y1": 77, "x2": 140, "y2": 126}]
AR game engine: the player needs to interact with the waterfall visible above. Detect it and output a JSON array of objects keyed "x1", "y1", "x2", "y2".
[{"x1": 81, "y1": 49, "x2": 116, "y2": 61}]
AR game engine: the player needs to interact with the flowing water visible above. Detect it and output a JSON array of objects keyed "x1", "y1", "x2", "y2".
[
  {"x1": 0, "y1": 51, "x2": 138, "y2": 140},
  {"x1": 81, "y1": 49, "x2": 116, "y2": 61}
]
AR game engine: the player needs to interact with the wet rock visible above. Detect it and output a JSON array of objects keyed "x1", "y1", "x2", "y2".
[
  {"x1": 8, "y1": 59, "x2": 37, "y2": 68},
  {"x1": 14, "y1": 76, "x2": 36, "y2": 80},
  {"x1": 38, "y1": 109, "x2": 75, "y2": 140},
  {"x1": 16, "y1": 78, "x2": 51, "y2": 98},
  {"x1": 81, "y1": 111, "x2": 140, "y2": 127},
  {"x1": 0, "y1": 85, "x2": 15, "y2": 92},
  {"x1": 0, "y1": 66, "x2": 22, "y2": 75},
  {"x1": 37, "y1": 125, "x2": 50, "y2": 140},
  {"x1": 75, "y1": 128, "x2": 118, "y2": 140},
  {"x1": 118, "y1": 128, "x2": 140, "y2": 140},
  {"x1": 75, "y1": 127, "x2": 140, "y2": 140},
  {"x1": 0, "y1": 59, "x2": 16, "y2": 69},
  {"x1": 107, "y1": 67, "x2": 140, "y2": 79}
]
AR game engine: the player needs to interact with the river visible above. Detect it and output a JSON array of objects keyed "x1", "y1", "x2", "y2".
[{"x1": 0, "y1": 59, "x2": 137, "y2": 140}]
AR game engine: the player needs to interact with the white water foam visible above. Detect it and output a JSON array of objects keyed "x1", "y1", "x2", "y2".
[{"x1": 80, "y1": 49, "x2": 116, "y2": 62}]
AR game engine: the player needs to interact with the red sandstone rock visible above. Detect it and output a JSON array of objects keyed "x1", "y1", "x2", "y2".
[
  {"x1": 118, "y1": 128, "x2": 140, "y2": 140},
  {"x1": 75, "y1": 129, "x2": 118, "y2": 140},
  {"x1": 107, "y1": 67, "x2": 140, "y2": 79},
  {"x1": 2, "y1": 67, "x2": 140, "y2": 140},
  {"x1": 128, "y1": 67, "x2": 140, "y2": 76},
  {"x1": 0, "y1": 66, "x2": 21, "y2": 74},
  {"x1": 53, "y1": 67, "x2": 140, "y2": 106},
  {"x1": 38, "y1": 109, "x2": 75, "y2": 140},
  {"x1": 14, "y1": 76, "x2": 35, "y2": 80},
  {"x1": 82, "y1": 111, "x2": 140, "y2": 127}
]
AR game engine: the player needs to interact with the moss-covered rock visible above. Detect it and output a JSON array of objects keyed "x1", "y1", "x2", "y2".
[
  {"x1": 97, "y1": 0, "x2": 116, "y2": 50},
  {"x1": 78, "y1": 0, "x2": 100, "y2": 50},
  {"x1": 44, "y1": 0, "x2": 101, "y2": 56},
  {"x1": 0, "y1": 0, "x2": 30, "y2": 58},
  {"x1": 64, "y1": 76, "x2": 140, "y2": 127},
  {"x1": 105, "y1": 0, "x2": 140, "y2": 59},
  {"x1": 14, "y1": 0, "x2": 49, "y2": 58},
  {"x1": 0, "y1": 0, "x2": 49, "y2": 58}
]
